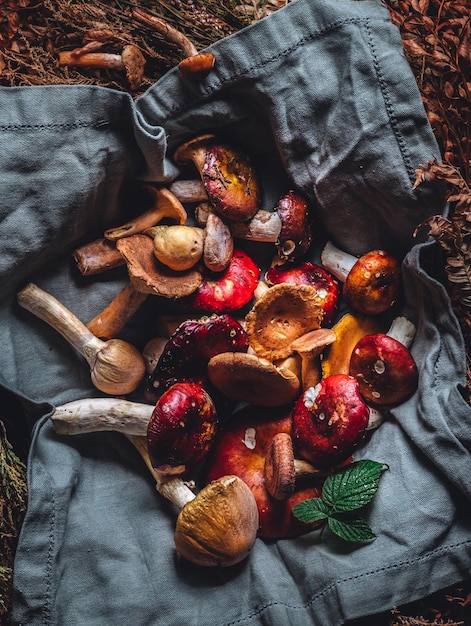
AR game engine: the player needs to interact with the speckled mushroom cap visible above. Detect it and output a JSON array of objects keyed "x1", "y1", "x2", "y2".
[
  {"x1": 343, "y1": 249, "x2": 401, "y2": 315},
  {"x1": 349, "y1": 333, "x2": 419, "y2": 406},
  {"x1": 173, "y1": 134, "x2": 262, "y2": 222},
  {"x1": 245, "y1": 283, "x2": 324, "y2": 361}
]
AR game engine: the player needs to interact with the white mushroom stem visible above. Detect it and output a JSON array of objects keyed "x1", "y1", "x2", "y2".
[
  {"x1": 50, "y1": 399, "x2": 197, "y2": 507},
  {"x1": 387, "y1": 316, "x2": 416, "y2": 348},
  {"x1": 320, "y1": 240, "x2": 358, "y2": 282},
  {"x1": 17, "y1": 283, "x2": 145, "y2": 396},
  {"x1": 127, "y1": 434, "x2": 196, "y2": 507},
  {"x1": 168, "y1": 179, "x2": 208, "y2": 203},
  {"x1": 367, "y1": 406, "x2": 385, "y2": 431},
  {"x1": 229, "y1": 211, "x2": 282, "y2": 243},
  {"x1": 195, "y1": 203, "x2": 282, "y2": 243},
  {"x1": 50, "y1": 398, "x2": 153, "y2": 436}
]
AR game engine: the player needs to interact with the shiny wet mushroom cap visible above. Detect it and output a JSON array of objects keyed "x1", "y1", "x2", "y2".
[
  {"x1": 173, "y1": 134, "x2": 261, "y2": 222},
  {"x1": 349, "y1": 332, "x2": 419, "y2": 406}
]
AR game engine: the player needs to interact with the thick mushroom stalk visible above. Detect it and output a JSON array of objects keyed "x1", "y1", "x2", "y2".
[
  {"x1": 145, "y1": 224, "x2": 204, "y2": 271},
  {"x1": 321, "y1": 240, "x2": 401, "y2": 315},
  {"x1": 51, "y1": 399, "x2": 258, "y2": 567},
  {"x1": 264, "y1": 432, "x2": 325, "y2": 500},
  {"x1": 290, "y1": 328, "x2": 337, "y2": 390},
  {"x1": 349, "y1": 316, "x2": 419, "y2": 407},
  {"x1": 17, "y1": 283, "x2": 145, "y2": 395}
]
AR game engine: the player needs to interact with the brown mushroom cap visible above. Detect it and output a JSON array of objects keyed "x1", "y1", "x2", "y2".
[
  {"x1": 343, "y1": 250, "x2": 401, "y2": 315},
  {"x1": 174, "y1": 475, "x2": 259, "y2": 567},
  {"x1": 349, "y1": 333, "x2": 419, "y2": 406},
  {"x1": 178, "y1": 52, "x2": 216, "y2": 81},
  {"x1": 245, "y1": 283, "x2": 324, "y2": 361},
  {"x1": 207, "y1": 351, "x2": 301, "y2": 407},
  {"x1": 116, "y1": 234, "x2": 202, "y2": 298}
]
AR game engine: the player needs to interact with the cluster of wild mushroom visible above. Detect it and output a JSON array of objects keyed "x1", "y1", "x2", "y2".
[{"x1": 16, "y1": 133, "x2": 419, "y2": 567}]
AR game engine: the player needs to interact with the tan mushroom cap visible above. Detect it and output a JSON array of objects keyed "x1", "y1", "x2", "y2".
[
  {"x1": 116, "y1": 234, "x2": 202, "y2": 298},
  {"x1": 207, "y1": 352, "x2": 301, "y2": 407},
  {"x1": 245, "y1": 284, "x2": 324, "y2": 361}
]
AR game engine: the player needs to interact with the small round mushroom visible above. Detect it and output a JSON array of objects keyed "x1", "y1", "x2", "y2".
[
  {"x1": 145, "y1": 224, "x2": 204, "y2": 271},
  {"x1": 266, "y1": 261, "x2": 340, "y2": 326},
  {"x1": 207, "y1": 352, "x2": 301, "y2": 407},
  {"x1": 274, "y1": 190, "x2": 314, "y2": 262},
  {"x1": 321, "y1": 240, "x2": 401, "y2": 315},
  {"x1": 174, "y1": 475, "x2": 259, "y2": 567},
  {"x1": 292, "y1": 373, "x2": 370, "y2": 467},
  {"x1": 147, "y1": 382, "x2": 218, "y2": 475},
  {"x1": 116, "y1": 234, "x2": 203, "y2": 298},
  {"x1": 349, "y1": 316, "x2": 419, "y2": 406},
  {"x1": 245, "y1": 283, "x2": 324, "y2": 361},
  {"x1": 173, "y1": 134, "x2": 261, "y2": 222}
]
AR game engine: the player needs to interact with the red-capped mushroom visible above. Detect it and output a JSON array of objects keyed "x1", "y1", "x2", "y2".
[
  {"x1": 292, "y1": 373, "x2": 370, "y2": 468},
  {"x1": 266, "y1": 261, "x2": 340, "y2": 326},
  {"x1": 173, "y1": 135, "x2": 262, "y2": 223},
  {"x1": 349, "y1": 316, "x2": 418, "y2": 406},
  {"x1": 184, "y1": 248, "x2": 260, "y2": 313},
  {"x1": 320, "y1": 240, "x2": 401, "y2": 315},
  {"x1": 147, "y1": 382, "x2": 218, "y2": 475},
  {"x1": 145, "y1": 313, "x2": 249, "y2": 402},
  {"x1": 274, "y1": 190, "x2": 314, "y2": 262},
  {"x1": 205, "y1": 406, "x2": 323, "y2": 539}
]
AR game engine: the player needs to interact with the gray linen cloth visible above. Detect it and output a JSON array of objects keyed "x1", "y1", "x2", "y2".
[{"x1": 1, "y1": 0, "x2": 470, "y2": 624}]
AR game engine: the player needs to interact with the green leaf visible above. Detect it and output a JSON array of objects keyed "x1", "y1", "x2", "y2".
[
  {"x1": 322, "y1": 460, "x2": 387, "y2": 513},
  {"x1": 328, "y1": 515, "x2": 376, "y2": 542},
  {"x1": 292, "y1": 498, "x2": 330, "y2": 524}
]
